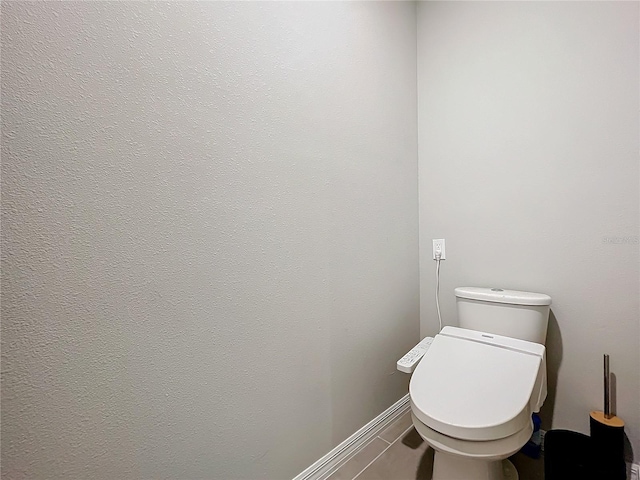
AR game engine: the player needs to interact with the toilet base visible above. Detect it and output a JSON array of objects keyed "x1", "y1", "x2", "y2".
[{"x1": 432, "y1": 451, "x2": 518, "y2": 480}]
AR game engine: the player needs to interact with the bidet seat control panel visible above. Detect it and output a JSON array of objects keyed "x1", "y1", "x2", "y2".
[{"x1": 397, "y1": 336, "x2": 434, "y2": 374}]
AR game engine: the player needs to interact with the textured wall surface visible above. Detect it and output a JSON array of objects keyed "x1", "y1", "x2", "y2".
[
  {"x1": 417, "y1": 1, "x2": 639, "y2": 462},
  {"x1": 1, "y1": 2, "x2": 419, "y2": 478}
]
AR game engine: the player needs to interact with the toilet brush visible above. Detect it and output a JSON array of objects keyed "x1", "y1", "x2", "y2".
[{"x1": 589, "y1": 354, "x2": 625, "y2": 479}]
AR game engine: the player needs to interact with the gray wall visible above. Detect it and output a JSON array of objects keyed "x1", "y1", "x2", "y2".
[
  {"x1": 417, "y1": 1, "x2": 639, "y2": 461},
  {"x1": 1, "y1": 2, "x2": 419, "y2": 478}
]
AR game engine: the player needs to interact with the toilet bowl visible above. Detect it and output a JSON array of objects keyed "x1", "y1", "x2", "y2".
[{"x1": 409, "y1": 326, "x2": 547, "y2": 480}]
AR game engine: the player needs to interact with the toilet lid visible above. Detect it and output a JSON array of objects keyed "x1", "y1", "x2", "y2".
[{"x1": 410, "y1": 327, "x2": 544, "y2": 441}]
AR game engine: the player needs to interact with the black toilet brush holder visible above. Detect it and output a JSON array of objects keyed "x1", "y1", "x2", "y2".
[
  {"x1": 589, "y1": 354, "x2": 626, "y2": 479},
  {"x1": 545, "y1": 354, "x2": 626, "y2": 480}
]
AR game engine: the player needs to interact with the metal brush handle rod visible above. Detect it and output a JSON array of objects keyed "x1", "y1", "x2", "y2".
[{"x1": 604, "y1": 354, "x2": 612, "y2": 419}]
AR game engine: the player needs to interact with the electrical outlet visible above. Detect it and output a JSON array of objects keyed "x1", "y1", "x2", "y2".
[
  {"x1": 432, "y1": 239, "x2": 446, "y2": 260},
  {"x1": 630, "y1": 463, "x2": 639, "y2": 480}
]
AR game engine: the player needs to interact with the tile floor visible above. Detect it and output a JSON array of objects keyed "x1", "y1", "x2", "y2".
[{"x1": 326, "y1": 410, "x2": 544, "y2": 480}]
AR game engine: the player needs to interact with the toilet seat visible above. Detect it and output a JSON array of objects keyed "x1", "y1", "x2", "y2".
[
  {"x1": 410, "y1": 411, "x2": 533, "y2": 460},
  {"x1": 409, "y1": 327, "x2": 546, "y2": 441}
]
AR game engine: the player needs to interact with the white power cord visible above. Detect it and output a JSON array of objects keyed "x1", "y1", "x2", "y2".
[{"x1": 435, "y1": 252, "x2": 443, "y2": 332}]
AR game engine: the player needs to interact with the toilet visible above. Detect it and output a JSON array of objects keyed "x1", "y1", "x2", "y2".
[{"x1": 409, "y1": 287, "x2": 552, "y2": 480}]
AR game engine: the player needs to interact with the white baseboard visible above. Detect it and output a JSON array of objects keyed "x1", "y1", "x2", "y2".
[{"x1": 292, "y1": 393, "x2": 410, "y2": 480}]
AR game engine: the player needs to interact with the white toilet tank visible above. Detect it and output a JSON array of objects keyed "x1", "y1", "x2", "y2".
[{"x1": 455, "y1": 287, "x2": 552, "y2": 345}]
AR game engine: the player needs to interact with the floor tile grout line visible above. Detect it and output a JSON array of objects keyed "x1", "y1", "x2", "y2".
[
  {"x1": 348, "y1": 441, "x2": 393, "y2": 480},
  {"x1": 327, "y1": 411, "x2": 408, "y2": 480},
  {"x1": 350, "y1": 424, "x2": 416, "y2": 480},
  {"x1": 328, "y1": 414, "x2": 408, "y2": 480},
  {"x1": 376, "y1": 412, "x2": 410, "y2": 446}
]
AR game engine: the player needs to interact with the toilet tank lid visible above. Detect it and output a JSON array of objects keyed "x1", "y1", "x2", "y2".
[{"x1": 455, "y1": 287, "x2": 552, "y2": 306}]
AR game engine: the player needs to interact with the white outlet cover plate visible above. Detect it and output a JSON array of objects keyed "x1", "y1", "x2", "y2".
[
  {"x1": 631, "y1": 463, "x2": 639, "y2": 480},
  {"x1": 432, "y1": 239, "x2": 446, "y2": 260}
]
